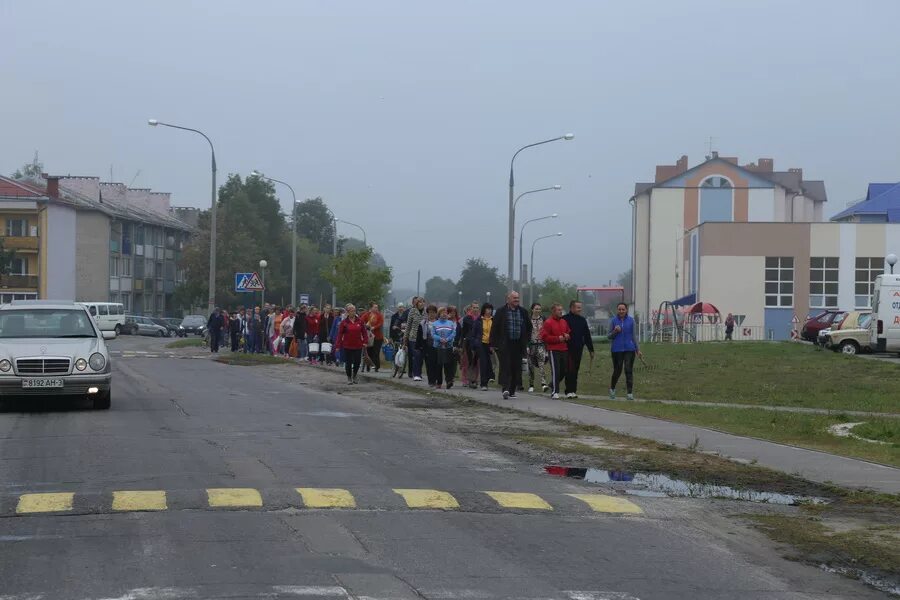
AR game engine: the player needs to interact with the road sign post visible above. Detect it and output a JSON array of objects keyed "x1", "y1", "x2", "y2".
[{"x1": 235, "y1": 272, "x2": 265, "y2": 293}]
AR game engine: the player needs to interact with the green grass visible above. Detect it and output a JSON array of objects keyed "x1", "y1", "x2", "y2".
[
  {"x1": 166, "y1": 338, "x2": 205, "y2": 349},
  {"x1": 569, "y1": 398, "x2": 900, "y2": 466},
  {"x1": 213, "y1": 353, "x2": 292, "y2": 366},
  {"x1": 577, "y1": 342, "x2": 900, "y2": 414},
  {"x1": 749, "y1": 514, "x2": 900, "y2": 578}
]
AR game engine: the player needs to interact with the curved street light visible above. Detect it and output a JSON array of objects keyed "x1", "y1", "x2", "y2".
[
  {"x1": 148, "y1": 118, "x2": 218, "y2": 311},
  {"x1": 529, "y1": 232, "x2": 563, "y2": 307},
  {"x1": 507, "y1": 134, "x2": 573, "y2": 291},
  {"x1": 250, "y1": 170, "x2": 299, "y2": 304},
  {"x1": 513, "y1": 185, "x2": 561, "y2": 211},
  {"x1": 336, "y1": 219, "x2": 367, "y2": 245},
  {"x1": 518, "y1": 213, "x2": 558, "y2": 289}
]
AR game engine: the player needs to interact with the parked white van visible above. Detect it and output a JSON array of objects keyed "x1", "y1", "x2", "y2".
[
  {"x1": 78, "y1": 302, "x2": 126, "y2": 334},
  {"x1": 870, "y1": 274, "x2": 900, "y2": 354}
]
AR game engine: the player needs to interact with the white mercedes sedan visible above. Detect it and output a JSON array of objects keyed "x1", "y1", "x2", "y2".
[{"x1": 0, "y1": 300, "x2": 114, "y2": 409}]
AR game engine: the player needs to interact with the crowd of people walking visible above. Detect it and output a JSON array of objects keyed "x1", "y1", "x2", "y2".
[{"x1": 204, "y1": 291, "x2": 641, "y2": 399}]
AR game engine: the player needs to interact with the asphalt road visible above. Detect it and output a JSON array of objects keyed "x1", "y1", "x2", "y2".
[{"x1": 0, "y1": 335, "x2": 884, "y2": 600}]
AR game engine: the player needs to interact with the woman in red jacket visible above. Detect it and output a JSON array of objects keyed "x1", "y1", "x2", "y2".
[
  {"x1": 540, "y1": 302, "x2": 571, "y2": 399},
  {"x1": 335, "y1": 304, "x2": 368, "y2": 384}
]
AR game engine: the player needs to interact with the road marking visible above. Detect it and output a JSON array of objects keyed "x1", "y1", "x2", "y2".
[
  {"x1": 206, "y1": 488, "x2": 263, "y2": 508},
  {"x1": 16, "y1": 492, "x2": 74, "y2": 514},
  {"x1": 484, "y1": 491, "x2": 552, "y2": 510},
  {"x1": 271, "y1": 586, "x2": 349, "y2": 596},
  {"x1": 567, "y1": 494, "x2": 642, "y2": 514},
  {"x1": 296, "y1": 487, "x2": 356, "y2": 508},
  {"x1": 112, "y1": 490, "x2": 167, "y2": 511},
  {"x1": 393, "y1": 488, "x2": 459, "y2": 509}
]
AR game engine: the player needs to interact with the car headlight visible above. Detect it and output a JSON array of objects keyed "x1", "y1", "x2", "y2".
[
  {"x1": 75, "y1": 358, "x2": 88, "y2": 371},
  {"x1": 89, "y1": 353, "x2": 107, "y2": 371},
  {"x1": 0, "y1": 359, "x2": 10, "y2": 373}
]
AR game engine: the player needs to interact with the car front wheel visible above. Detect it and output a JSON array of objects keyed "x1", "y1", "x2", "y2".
[
  {"x1": 114, "y1": 324, "x2": 121, "y2": 335},
  {"x1": 840, "y1": 340, "x2": 859, "y2": 356}
]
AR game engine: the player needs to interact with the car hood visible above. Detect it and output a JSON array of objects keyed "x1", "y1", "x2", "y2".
[{"x1": 0, "y1": 337, "x2": 105, "y2": 360}]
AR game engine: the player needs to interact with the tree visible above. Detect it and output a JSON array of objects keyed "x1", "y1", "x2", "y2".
[
  {"x1": 174, "y1": 173, "x2": 292, "y2": 310},
  {"x1": 11, "y1": 151, "x2": 43, "y2": 180},
  {"x1": 534, "y1": 277, "x2": 578, "y2": 309},
  {"x1": 457, "y1": 258, "x2": 505, "y2": 306},
  {"x1": 295, "y1": 197, "x2": 335, "y2": 254},
  {"x1": 0, "y1": 238, "x2": 15, "y2": 275},
  {"x1": 424, "y1": 276, "x2": 457, "y2": 306},
  {"x1": 617, "y1": 268, "x2": 633, "y2": 304},
  {"x1": 324, "y1": 247, "x2": 392, "y2": 308}
]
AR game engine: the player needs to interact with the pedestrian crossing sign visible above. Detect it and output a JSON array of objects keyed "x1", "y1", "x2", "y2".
[{"x1": 235, "y1": 272, "x2": 265, "y2": 292}]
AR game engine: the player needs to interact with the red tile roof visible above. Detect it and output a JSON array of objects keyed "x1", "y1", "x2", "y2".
[{"x1": 0, "y1": 176, "x2": 45, "y2": 198}]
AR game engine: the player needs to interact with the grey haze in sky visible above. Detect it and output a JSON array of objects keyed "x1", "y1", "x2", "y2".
[{"x1": 3, "y1": 0, "x2": 900, "y2": 293}]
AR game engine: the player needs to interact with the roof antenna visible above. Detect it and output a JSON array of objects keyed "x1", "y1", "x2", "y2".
[
  {"x1": 128, "y1": 169, "x2": 141, "y2": 187},
  {"x1": 705, "y1": 136, "x2": 717, "y2": 161}
]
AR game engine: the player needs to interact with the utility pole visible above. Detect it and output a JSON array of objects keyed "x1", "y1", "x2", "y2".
[{"x1": 416, "y1": 269, "x2": 421, "y2": 296}]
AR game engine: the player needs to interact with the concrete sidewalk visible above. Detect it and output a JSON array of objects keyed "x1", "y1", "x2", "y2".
[{"x1": 355, "y1": 369, "x2": 900, "y2": 494}]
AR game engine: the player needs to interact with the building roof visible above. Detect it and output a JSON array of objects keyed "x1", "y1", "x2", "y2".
[
  {"x1": 831, "y1": 182, "x2": 900, "y2": 222},
  {"x1": 0, "y1": 176, "x2": 47, "y2": 198},
  {"x1": 634, "y1": 155, "x2": 827, "y2": 202}
]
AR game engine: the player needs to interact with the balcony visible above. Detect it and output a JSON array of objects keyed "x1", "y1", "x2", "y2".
[
  {"x1": 2, "y1": 236, "x2": 39, "y2": 251},
  {"x1": 0, "y1": 274, "x2": 39, "y2": 289}
]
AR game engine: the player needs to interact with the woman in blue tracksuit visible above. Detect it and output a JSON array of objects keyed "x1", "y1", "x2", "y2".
[{"x1": 608, "y1": 302, "x2": 642, "y2": 400}]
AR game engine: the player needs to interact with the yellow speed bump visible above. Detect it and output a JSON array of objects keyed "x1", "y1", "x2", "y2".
[
  {"x1": 485, "y1": 491, "x2": 552, "y2": 510},
  {"x1": 112, "y1": 490, "x2": 167, "y2": 511},
  {"x1": 17, "y1": 492, "x2": 74, "y2": 514},
  {"x1": 206, "y1": 488, "x2": 263, "y2": 508},
  {"x1": 568, "y1": 493, "x2": 642, "y2": 514},
  {"x1": 393, "y1": 488, "x2": 459, "y2": 510},
  {"x1": 296, "y1": 488, "x2": 356, "y2": 509}
]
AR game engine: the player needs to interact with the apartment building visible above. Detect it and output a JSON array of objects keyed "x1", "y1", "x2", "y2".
[{"x1": 0, "y1": 174, "x2": 193, "y2": 316}]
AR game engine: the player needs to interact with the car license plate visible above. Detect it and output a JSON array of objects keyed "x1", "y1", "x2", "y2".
[{"x1": 22, "y1": 378, "x2": 64, "y2": 389}]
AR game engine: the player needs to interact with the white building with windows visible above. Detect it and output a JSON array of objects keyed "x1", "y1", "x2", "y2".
[{"x1": 631, "y1": 153, "x2": 900, "y2": 339}]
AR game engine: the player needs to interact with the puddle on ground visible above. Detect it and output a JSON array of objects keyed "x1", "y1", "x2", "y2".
[
  {"x1": 545, "y1": 466, "x2": 826, "y2": 505},
  {"x1": 294, "y1": 411, "x2": 362, "y2": 418}
]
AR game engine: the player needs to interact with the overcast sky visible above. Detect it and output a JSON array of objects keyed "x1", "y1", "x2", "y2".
[{"x1": 3, "y1": 0, "x2": 900, "y2": 292}]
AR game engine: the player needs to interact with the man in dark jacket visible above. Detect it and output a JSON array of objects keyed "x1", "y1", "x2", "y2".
[
  {"x1": 488, "y1": 291, "x2": 532, "y2": 400},
  {"x1": 207, "y1": 307, "x2": 224, "y2": 353},
  {"x1": 563, "y1": 300, "x2": 594, "y2": 398}
]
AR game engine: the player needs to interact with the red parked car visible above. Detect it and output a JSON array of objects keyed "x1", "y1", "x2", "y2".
[{"x1": 800, "y1": 310, "x2": 844, "y2": 344}]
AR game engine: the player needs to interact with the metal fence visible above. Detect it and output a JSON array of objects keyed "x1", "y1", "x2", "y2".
[{"x1": 639, "y1": 320, "x2": 774, "y2": 343}]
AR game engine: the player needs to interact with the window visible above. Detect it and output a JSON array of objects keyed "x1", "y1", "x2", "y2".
[
  {"x1": 809, "y1": 257, "x2": 839, "y2": 308},
  {"x1": 855, "y1": 257, "x2": 881, "y2": 308},
  {"x1": 0, "y1": 292, "x2": 38, "y2": 304},
  {"x1": 122, "y1": 257, "x2": 132, "y2": 277},
  {"x1": 699, "y1": 176, "x2": 733, "y2": 223},
  {"x1": 156, "y1": 294, "x2": 163, "y2": 314},
  {"x1": 8, "y1": 258, "x2": 27, "y2": 275},
  {"x1": 98, "y1": 304, "x2": 109, "y2": 316},
  {"x1": 110, "y1": 256, "x2": 119, "y2": 277},
  {"x1": 765, "y1": 257, "x2": 794, "y2": 307},
  {"x1": 5, "y1": 219, "x2": 28, "y2": 237},
  {"x1": 121, "y1": 293, "x2": 131, "y2": 312}
]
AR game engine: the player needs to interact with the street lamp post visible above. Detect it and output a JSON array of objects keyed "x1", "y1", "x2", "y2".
[
  {"x1": 486, "y1": 291, "x2": 491, "y2": 305},
  {"x1": 458, "y1": 290, "x2": 462, "y2": 309},
  {"x1": 508, "y1": 135, "x2": 573, "y2": 292},
  {"x1": 888, "y1": 253, "x2": 898, "y2": 274},
  {"x1": 250, "y1": 171, "x2": 297, "y2": 304},
  {"x1": 148, "y1": 119, "x2": 217, "y2": 312},
  {"x1": 518, "y1": 213, "x2": 558, "y2": 289},
  {"x1": 529, "y1": 232, "x2": 563, "y2": 307},
  {"x1": 336, "y1": 219, "x2": 367, "y2": 245},
  {"x1": 325, "y1": 208, "x2": 337, "y2": 306},
  {"x1": 259, "y1": 259, "x2": 268, "y2": 307}
]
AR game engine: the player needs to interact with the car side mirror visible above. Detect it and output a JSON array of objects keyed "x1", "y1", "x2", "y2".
[{"x1": 102, "y1": 331, "x2": 117, "y2": 340}]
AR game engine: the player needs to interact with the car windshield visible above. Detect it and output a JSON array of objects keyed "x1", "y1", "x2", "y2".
[
  {"x1": 182, "y1": 316, "x2": 205, "y2": 326},
  {"x1": 0, "y1": 309, "x2": 96, "y2": 339},
  {"x1": 859, "y1": 314, "x2": 872, "y2": 328}
]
